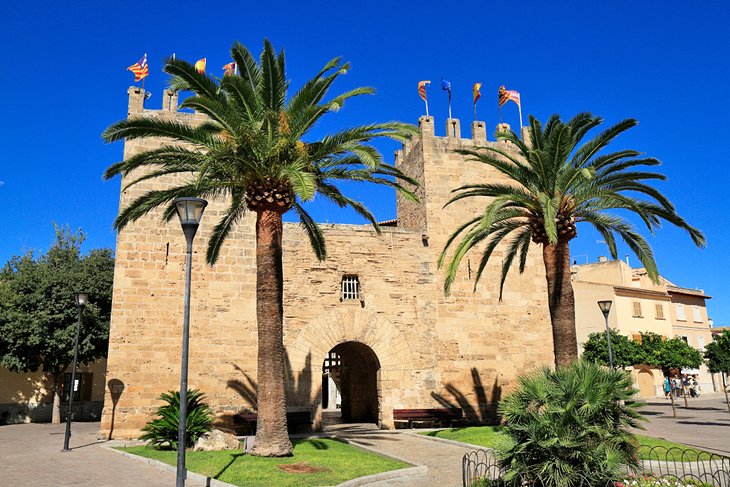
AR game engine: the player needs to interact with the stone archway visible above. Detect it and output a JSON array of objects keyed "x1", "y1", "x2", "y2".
[
  {"x1": 322, "y1": 342, "x2": 380, "y2": 424},
  {"x1": 286, "y1": 307, "x2": 415, "y2": 429}
]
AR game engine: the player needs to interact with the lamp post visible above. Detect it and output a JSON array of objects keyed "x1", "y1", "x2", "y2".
[
  {"x1": 597, "y1": 300, "x2": 614, "y2": 369},
  {"x1": 62, "y1": 292, "x2": 88, "y2": 452},
  {"x1": 173, "y1": 197, "x2": 207, "y2": 487}
]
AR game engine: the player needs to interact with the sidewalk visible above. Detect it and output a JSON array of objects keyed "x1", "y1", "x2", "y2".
[
  {"x1": 635, "y1": 393, "x2": 730, "y2": 456},
  {"x1": 326, "y1": 423, "x2": 475, "y2": 487},
  {"x1": 0, "y1": 422, "x2": 174, "y2": 487}
]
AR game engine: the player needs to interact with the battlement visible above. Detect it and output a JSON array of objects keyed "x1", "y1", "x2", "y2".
[
  {"x1": 126, "y1": 87, "x2": 208, "y2": 124},
  {"x1": 394, "y1": 116, "x2": 531, "y2": 166}
]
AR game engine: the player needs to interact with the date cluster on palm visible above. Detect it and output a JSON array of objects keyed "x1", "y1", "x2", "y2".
[
  {"x1": 245, "y1": 178, "x2": 294, "y2": 212},
  {"x1": 529, "y1": 213, "x2": 577, "y2": 244}
]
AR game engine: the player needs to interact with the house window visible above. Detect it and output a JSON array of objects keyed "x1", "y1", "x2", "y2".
[
  {"x1": 655, "y1": 304, "x2": 665, "y2": 319},
  {"x1": 697, "y1": 336, "x2": 706, "y2": 351},
  {"x1": 62, "y1": 372, "x2": 93, "y2": 402},
  {"x1": 632, "y1": 301, "x2": 643, "y2": 318},
  {"x1": 675, "y1": 303, "x2": 686, "y2": 321},
  {"x1": 341, "y1": 275, "x2": 360, "y2": 301},
  {"x1": 692, "y1": 306, "x2": 703, "y2": 323},
  {"x1": 678, "y1": 336, "x2": 689, "y2": 345}
]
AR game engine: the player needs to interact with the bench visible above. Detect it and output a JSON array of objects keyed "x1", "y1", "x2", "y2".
[
  {"x1": 232, "y1": 410, "x2": 312, "y2": 435},
  {"x1": 392, "y1": 408, "x2": 463, "y2": 428}
]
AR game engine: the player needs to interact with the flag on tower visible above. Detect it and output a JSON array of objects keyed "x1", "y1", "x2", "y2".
[
  {"x1": 195, "y1": 58, "x2": 207, "y2": 74},
  {"x1": 498, "y1": 85, "x2": 523, "y2": 128},
  {"x1": 498, "y1": 85, "x2": 520, "y2": 107},
  {"x1": 222, "y1": 62, "x2": 236, "y2": 76},
  {"x1": 473, "y1": 83, "x2": 482, "y2": 120},
  {"x1": 441, "y1": 77, "x2": 452, "y2": 119},
  {"x1": 127, "y1": 54, "x2": 149, "y2": 82},
  {"x1": 418, "y1": 80, "x2": 430, "y2": 116}
]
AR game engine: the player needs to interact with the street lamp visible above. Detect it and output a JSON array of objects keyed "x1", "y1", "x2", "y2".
[
  {"x1": 597, "y1": 300, "x2": 614, "y2": 369},
  {"x1": 62, "y1": 292, "x2": 88, "y2": 452},
  {"x1": 173, "y1": 197, "x2": 207, "y2": 487}
]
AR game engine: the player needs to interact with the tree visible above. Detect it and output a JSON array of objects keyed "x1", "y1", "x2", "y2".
[
  {"x1": 704, "y1": 330, "x2": 730, "y2": 412},
  {"x1": 643, "y1": 336, "x2": 702, "y2": 417},
  {"x1": 0, "y1": 225, "x2": 114, "y2": 423},
  {"x1": 582, "y1": 329, "x2": 641, "y2": 368},
  {"x1": 439, "y1": 114, "x2": 705, "y2": 369},
  {"x1": 102, "y1": 40, "x2": 417, "y2": 456}
]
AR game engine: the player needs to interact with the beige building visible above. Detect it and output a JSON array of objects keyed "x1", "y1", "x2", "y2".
[
  {"x1": 99, "y1": 88, "x2": 555, "y2": 439},
  {"x1": 572, "y1": 258, "x2": 715, "y2": 397},
  {"x1": 0, "y1": 359, "x2": 107, "y2": 424}
]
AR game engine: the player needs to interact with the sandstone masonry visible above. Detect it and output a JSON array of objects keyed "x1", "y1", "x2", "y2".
[{"x1": 99, "y1": 89, "x2": 554, "y2": 439}]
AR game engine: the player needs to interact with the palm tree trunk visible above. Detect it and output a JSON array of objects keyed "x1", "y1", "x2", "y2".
[
  {"x1": 542, "y1": 241, "x2": 579, "y2": 369},
  {"x1": 250, "y1": 209, "x2": 293, "y2": 457}
]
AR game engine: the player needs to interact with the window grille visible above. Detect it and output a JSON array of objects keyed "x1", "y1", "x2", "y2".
[
  {"x1": 62, "y1": 372, "x2": 93, "y2": 402},
  {"x1": 655, "y1": 304, "x2": 665, "y2": 319},
  {"x1": 323, "y1": 352, "x2": 341, "y2": 373},
  {"x1": 632, "y1": 301, "x2": 643, "y2": 318},
  {"x1": 341, "y1": 275, "x2": 360, "y2": 301}
]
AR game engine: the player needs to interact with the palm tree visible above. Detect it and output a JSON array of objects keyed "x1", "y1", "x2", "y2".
[
  {"x1": 439, "y1": 113, "x2": 704, "y2": 369},
  {"x1": 103, "y1": 40, "x2": 417, "y2": 456}
]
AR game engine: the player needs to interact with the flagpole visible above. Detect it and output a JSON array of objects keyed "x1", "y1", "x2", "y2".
[
  {"x1": 518, "y1": 103, "x2": 523, "y2": 129},
  {"x1": 499, "y1": 106, "x2": 503, "y2": 124},
  {"x1": 448, "y1": 91, "x2": 452, "y2": 119},
  {"x1": 474, "y1": 103, "x2": 477, "y2": 121},
  {"x1": 425, "y1": 99, "x2": 429, "y2": 117}
]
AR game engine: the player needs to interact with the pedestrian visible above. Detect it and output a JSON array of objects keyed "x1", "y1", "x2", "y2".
[{"x1": 663, "y1": 376, "x2": 671, "y2": 399}]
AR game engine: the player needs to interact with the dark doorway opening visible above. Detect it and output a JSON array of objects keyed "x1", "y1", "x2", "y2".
[{"x1": 322, "y1": 341, "x2": 380, "y2": 425}]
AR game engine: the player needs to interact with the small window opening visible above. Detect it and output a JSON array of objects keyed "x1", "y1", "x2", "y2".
[{"x1": 341, "y1": 275, "x2": 360, "y2": 301}]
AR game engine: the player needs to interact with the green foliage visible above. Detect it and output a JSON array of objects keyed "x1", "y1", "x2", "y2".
[
  {"x1": 139, "y1": 389, "x2": 214, "y2": 450},
  {"x1": 439, "y1": 113, "x2": 705, "y2": 297},
  {"x1": 642, "y1": 336, "x2": 702, "y2": 375},
  {"x1": 582, "y1": 329, "x2": 641, "y2": 368},
  {"x1": 497, "y1": 360, "x2": 644, "y2": 486},
  {"x1": 0, "y1": 225, "x2": 114, "y2": 382},
  {"x1": 704, "y1": 330, "x2": 730, "y2": 374},
  {"x1": 634, "y1": 332, "x2": 666, "y2": 365},
  {"x1": 102, "y1": 39, "x2": 418, "y2": 264}
]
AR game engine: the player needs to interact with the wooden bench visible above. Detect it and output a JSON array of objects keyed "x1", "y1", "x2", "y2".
[
  {"x1": 232, "y1": 410, "x2": 312, "y2": 435},
  {"x1": 392, "y1": 408, "x2": 463, "y2": 428}
]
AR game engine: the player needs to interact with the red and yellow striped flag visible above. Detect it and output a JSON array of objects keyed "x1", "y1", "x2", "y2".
[
  {"x1": 127, "y1": 54, "x2": 149, "y2": 82},
  {"x1": 194, "y1": 58, "x2": 206, "y2": 74},
  {"x1": 222, "y1": 62, "x2": 236, "y2": 76},
  {"x1": 418, "y1": 80, "x2": 430, "y2": 102},
  {"x1": 473, "y1": 82, "x2": 482, "y2": 105},
  {"x1": 498, "y1": 85, "x2": 521, "y2": 107}
]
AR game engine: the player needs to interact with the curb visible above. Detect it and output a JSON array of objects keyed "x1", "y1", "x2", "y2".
[
  {"x1": 330, "y1": 436, "x2": 428, "y2": 486},
  {"x1": 102, "y1": 444, "x2": 238, "y2": 487},
  {"x1": 406, "y1": 430, "x2": 488, "y2": 450}
]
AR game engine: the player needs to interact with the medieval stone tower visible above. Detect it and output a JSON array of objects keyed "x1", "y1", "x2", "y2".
[{"x1": 99, "y1": 88, "x2": 553, "y2": 439}]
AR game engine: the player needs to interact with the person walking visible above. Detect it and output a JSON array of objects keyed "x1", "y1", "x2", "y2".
[{"x1": 664, "y1": 376, "x2": 671, "y2": 399}]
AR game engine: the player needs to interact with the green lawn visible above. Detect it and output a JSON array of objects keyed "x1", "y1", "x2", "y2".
[
  {"x1": 421, "y1": 427, "x2": 710, "y2": 460},
  {"x1": 119, "y1": 438, "x2": 408, "y2": 487}
]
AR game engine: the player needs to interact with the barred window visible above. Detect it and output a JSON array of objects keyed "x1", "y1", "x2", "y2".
[
  {"x1": 632, "y1": 301, "x2": 643, "y2": 318},
  {"x1": 341, "y1": 275, "x2": 360, "y2": 301},
  {"x1": 655, "y1": 304, "x2": 665, "y2": 319},
  {"x1": 62, "y1": 372, "x2": 93, "y2": 402}
]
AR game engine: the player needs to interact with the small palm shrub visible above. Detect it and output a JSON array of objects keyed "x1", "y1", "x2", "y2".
[
  {"x1": 497, "y1": 360, "x2": 644, "y2": 486},
  {"x1": 140, "y1": 389, "x2": 214, "y2": 450}
]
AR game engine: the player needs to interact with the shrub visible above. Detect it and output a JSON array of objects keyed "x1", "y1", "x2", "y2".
[
  {"x1": 497, "y1": 360, "x2": 644, "y2": 486},
  {"x1": 139, "y1": 389, "x2": 214, "y2": 450}
]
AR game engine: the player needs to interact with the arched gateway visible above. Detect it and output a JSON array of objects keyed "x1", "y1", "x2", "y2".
[
  {"x1": 322, "y1": 342, "x2": 380, "y2": 424},
  {"x1": 286, "y1": 307, "x2": 415, "y2": 429}
]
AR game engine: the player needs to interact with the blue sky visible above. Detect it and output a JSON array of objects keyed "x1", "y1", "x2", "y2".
[{"x1": 1, "y1": 2, "x2": 729, "y2": 324}]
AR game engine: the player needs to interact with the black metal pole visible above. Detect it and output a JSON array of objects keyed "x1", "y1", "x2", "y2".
[
  {"x1": 177, "y1": 228, "x2": 195, "y2": 487},
  {"x1": 62, "y1": 305, "x2": 83, "y2": 452},
  {"x1": 604, "y1": 313, "x2": 614, "y2": 369}
]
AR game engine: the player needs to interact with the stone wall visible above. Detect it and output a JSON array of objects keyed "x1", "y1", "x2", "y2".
[{"x1": 100, "y1": 89, "x2": 553, "y2": 438}]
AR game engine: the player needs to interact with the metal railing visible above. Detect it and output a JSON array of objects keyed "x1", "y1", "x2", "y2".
[{"x1": 463, "y1": 446, "x2": 730, "y2": 487}]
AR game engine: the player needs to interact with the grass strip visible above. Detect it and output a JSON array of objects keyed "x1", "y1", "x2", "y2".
[
  {"x1": 118, "y1": 437, "x2": 408, "y2": 487},
  {"x1": 421, "y1": 427, "x2": 712, "y2": 461}
]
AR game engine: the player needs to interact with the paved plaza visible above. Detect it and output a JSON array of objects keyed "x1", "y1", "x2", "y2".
[{"x1": 0, "y1": 394, "x2": 728, "y2": 486}]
